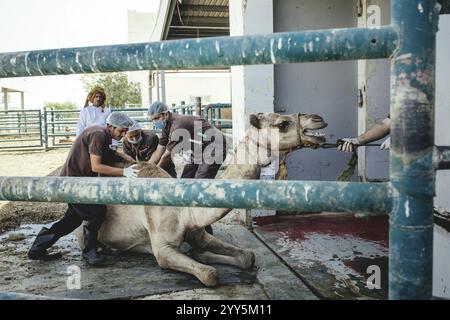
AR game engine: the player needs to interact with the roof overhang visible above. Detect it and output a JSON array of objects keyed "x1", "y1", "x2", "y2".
[{"x1": 152, "y1": 0, "x2": 229, "y2": 41}]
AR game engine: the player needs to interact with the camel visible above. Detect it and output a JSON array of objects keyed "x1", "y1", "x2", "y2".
[{"x1": 75, "y1": 112, "x2": 327, "y2": 286}]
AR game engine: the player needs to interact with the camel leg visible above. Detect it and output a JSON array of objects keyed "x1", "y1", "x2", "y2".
[
  {"x1": 191, "y1": 249, "x2": 253, "y2": 269},
  {"x1": 151, "y1": 241, "x2": 219, "y2": 287},
  {"x1": 188, "y1": 230, "x2": 255, "y2": 269}
]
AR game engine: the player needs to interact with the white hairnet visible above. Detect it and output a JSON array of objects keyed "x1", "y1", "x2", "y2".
[
  {"x1": 128, "y1": 120, "x2": 141, "y2": 133},
  {"x1": 106, "y1": 112, "x2": 134, "y2": 129},
  {"x1": 148, "y1": 101, "x2": 168, "y2": 116}
]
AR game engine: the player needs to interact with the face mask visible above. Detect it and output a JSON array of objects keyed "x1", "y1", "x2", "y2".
[
  {"x1": 154, "y1": 120, "x2": 166, "y2": 130},
  {"x1": 127, "y1": 135, "x2": 143, "y2": 145}
]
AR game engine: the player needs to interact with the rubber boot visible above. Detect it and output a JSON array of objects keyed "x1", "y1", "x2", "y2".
[
  {"x1": 27, "y1": 227, "x2": 62, "y2": 261},
  {"x1": 82, "y1": 225, "x2": 105, "y2": 266}
]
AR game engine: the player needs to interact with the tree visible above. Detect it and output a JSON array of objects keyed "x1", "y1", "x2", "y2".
[
  {"x1": 43, "y1": 101, "x2": 77, "y2": 110},
  {"x1": 81, "y1": 73, "x2": 142, "y2": 108}
]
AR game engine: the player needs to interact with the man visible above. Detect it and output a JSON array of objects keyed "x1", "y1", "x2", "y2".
[
  {"x1": 122, "y1": 121, "x2": 177, "y2": 178},
  {"x1": 76, "y1": 86, "x2": 111, "y2": 136},
  {"x1": 148, "y1": 101, "x2": 227, "y2": 235},
  {"x1": 338, "y1": 115, "x2": 391, "y2": 153},
  {"x1": 28, "y1": 112, "x2": 140, "y2": 266},
  {"x1": 148, "y1": 101, "x2": 227, "y2": 179}
]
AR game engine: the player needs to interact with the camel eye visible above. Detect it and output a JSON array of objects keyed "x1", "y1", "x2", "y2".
[{"x1": 276, "y1": 120, "x2": 291, "y2": 131}]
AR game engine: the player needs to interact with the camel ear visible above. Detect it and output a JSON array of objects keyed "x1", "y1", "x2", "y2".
[{"x1": 249, "y1": 113, "x2": 260, "y2": 129}]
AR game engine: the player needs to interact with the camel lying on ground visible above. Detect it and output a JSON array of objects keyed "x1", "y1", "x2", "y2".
[{"x1": 75, "y1": 112, "x2": 327, "y2": 286}]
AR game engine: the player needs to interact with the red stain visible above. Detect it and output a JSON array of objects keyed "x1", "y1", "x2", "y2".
[{"x1": 253, "y1": 213, "x2": 389, "y2": 246}]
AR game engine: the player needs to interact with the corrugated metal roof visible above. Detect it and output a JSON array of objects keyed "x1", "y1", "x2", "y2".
[{"x1": 165, "y1": 0, "x2": 229, "y2": 40}]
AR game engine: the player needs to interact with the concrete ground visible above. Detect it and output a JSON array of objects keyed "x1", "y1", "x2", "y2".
[{"x1": 0, "y1": 221, "x2": 317, "y2": 300}]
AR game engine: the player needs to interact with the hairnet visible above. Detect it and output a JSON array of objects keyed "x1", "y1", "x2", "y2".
[
  {"x1": 128, "y1": 120, "x2": 141, "y2": 133},
  {"x1": 106, "y1": 112, "x2": 134, "y2": 129},
  {"x1": 148, "y1": 101, "x2": 168, "y2": 116}
]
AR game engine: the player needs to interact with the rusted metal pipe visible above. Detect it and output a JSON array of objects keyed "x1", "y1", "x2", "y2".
[
  {"x1": 0, "y1": 27, "x2": 398, "y2": 78},
  {"x1": 389, "y1": 0, "x2": 439, "y2": 300},
  {"x1": 0, "y1": 176, "x2": 392, "y2": 214}
]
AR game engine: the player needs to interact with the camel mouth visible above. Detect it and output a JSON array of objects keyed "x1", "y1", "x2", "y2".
[{"x1": 302, "y1": 122, "x2": 328, "y2": 144}]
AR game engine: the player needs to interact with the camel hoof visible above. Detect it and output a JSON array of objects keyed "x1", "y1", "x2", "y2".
[
  {"x1": 238, "y1": 250, "x2": 255, "y2": 269},
  {"x1": 198, "y1": 266, "x2": 219, "y2": 287}
]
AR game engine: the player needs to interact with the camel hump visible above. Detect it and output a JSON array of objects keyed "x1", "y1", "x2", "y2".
[{"x1": 137, "y1": 163, "x2": 172, "y2": 178}]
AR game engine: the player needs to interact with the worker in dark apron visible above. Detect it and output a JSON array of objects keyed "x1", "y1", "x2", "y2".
[
  {"x1": 122, "y1": 121, "x2": 177, "y2": 177},
  {"x1": 148, "y1": 101, "x2": 227, "y2": 234},
  {"x1": 27, "y1": 112, "x2": 139, "y2": 266}
]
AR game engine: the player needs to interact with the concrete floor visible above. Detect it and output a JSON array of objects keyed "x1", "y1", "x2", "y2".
[{"x1": 0, "y1": 221, "x2": 317, "y2": 300}]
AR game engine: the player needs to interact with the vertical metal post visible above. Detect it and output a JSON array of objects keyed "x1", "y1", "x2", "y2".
[
  {"x1": 3, "y1": 88, "x2": 7, "y2": 113},
  {"x1": 38, "y1": 110, "x2": 43, "y2": 148},
  {"x1": 20, "y1": 91, "x2": 24, "y2": 110},
  {"x1": 43, "y1": 107, "x2": 48, "y2": 151},
  {"x1": 389, "y1": 0, "x2": 438, "y2": 299},
  {"x1": 50, "y1": 108, "x2": 55, "y2": 146},
  {"x1": 195, "y1": 97, "x2": 202, "y2": 117}
]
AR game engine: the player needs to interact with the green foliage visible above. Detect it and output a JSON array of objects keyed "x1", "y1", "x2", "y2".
[
  {"x1": 43, "y1": 101, "x2": 77, "y2": 110},
  {"x1": 81, "y1": 73, "x2": 142, "y2": 108},
  {"x1": 336, "y1": 151, "x2": 358, "y2": 181}
]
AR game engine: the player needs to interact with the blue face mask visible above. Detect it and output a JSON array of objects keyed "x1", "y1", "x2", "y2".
[{"x1": 154, "y1": 120, "x2": 166, "y2": 130}]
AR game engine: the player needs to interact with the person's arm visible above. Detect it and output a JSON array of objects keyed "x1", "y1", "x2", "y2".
[
  {"x1": 356, "y1": 117, "x2": 391, "y2": 145},
  {"x1": 149, "y1": 144, "x2": 166, "y2": 164},
  {"x1": 90, "y1": 154, "x2": 124, "y2": 176},
  {"x1": 338, "y1": 117, "x2": 390, "y2": 152}
]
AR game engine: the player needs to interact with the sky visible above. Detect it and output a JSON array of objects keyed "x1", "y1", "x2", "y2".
[{"x1": 0, "y1": 0, "x2": 159, "y2": 109}]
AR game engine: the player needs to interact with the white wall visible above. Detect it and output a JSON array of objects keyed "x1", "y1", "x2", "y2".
[
  {"x1": 433, "y1": 14, "x2": 450, "y2": 300},
  {"x1": 273, "y1": 0, "x2": 358, "y2": 181},
  {"x1": 162, "y1": 72, "x2": 231, "y2": 107},
  {"x1": 230, "y1": 0, "x2": 274, "y2": 149}
]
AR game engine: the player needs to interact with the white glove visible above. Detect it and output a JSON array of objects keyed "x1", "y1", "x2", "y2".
[
  {"x1": 380, "y1": 137, "x2": 390, "y2": 150},
  {"x1": 337, "y1": 138, "x2": 360, "y2": 153},
  {"x1": 123, "y1": 164, "x2": 140, "y2": 178}
]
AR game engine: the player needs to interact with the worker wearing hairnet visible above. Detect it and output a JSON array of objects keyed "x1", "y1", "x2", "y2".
[{"x1": 28, "y1": 112, "x2": 140, "y2": 266}]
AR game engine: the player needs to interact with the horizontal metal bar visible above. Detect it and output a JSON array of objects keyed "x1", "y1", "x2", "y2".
[
  {"x1": 435, "y1": 146, "x2": 450, "y2": 169},
  {"x1": 46, "y1": 133, "x2": 76, "y2": 137},
  {"x1": 0, "y1": 110, "x2": 40, "y2": 114},
  {"x1": 0, "y1": 176, "x2": 392, "y2": 213},
  {"x1": 0, "y1": 145, "x2": 42, "y2": 150},
  {"x1": 45, "y1": 121, "x2": 78, "y2": 125},
  {"x1": 0, "y1": 133, "x2": 40, "y2": 137},
  {"x1": 0, "y1": 27, "x2": 398, "y2": 78},
  {"x1": 0, "y1": 138, "x2": 42, "y2": 143}
]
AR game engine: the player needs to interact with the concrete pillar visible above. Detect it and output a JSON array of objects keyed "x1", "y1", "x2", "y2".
[
  {"x1": 230, "y1": 0, "x2": 274, "y2": 148},
  {"x1": 230, "y1": 0, "x2": 275, "y2": 227}
]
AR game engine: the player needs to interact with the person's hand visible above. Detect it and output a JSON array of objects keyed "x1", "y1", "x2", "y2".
[
  {"x1": 123, "y1": 164, "x2": 140, "y2": 178},
  {"x1": 337, "y1": 138, "x2": 360, "y2": 153},
  {"x1": 380, "y1": 137, "x2": 390, "y2": 150}
]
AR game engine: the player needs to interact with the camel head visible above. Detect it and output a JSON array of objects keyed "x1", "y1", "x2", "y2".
[{"x1": 248, "y1": 112, "x2": 327, "y2": 154}]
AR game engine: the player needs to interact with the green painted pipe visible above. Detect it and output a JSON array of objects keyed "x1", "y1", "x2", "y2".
[
  {"x1": 0, "y1": 27, "x2": 398, "y2": 78},
  {"x1": 0, "y1": 176, "x2": 391, "y2": 214},
  {"x1": 389, "y1": 0, "x2": 438, "y2": 300}
]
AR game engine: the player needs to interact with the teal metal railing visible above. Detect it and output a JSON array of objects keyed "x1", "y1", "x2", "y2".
[{"x1": 0, "y1": 0, "x2": 448, "y2": 300}]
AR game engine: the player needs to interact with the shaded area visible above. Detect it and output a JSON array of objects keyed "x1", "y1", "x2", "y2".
[{"x1": 253, "y1": 213, "x2": 389, "y2": 299}]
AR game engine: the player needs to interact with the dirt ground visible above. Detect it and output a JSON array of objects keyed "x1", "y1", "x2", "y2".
[{"x1": 0, "y1": 149, "x2": 69, "y2": 232}]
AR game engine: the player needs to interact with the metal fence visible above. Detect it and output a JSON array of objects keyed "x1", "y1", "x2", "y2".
[
  {"x1": 0, "y1": 0, "x2": 447, "y2": 300},
  {"x1": 0, "y1": 110, "x2": 44, "y2": 151}
]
